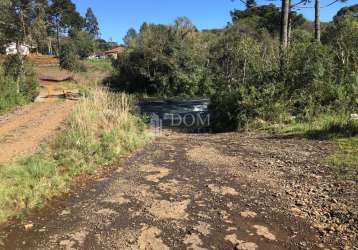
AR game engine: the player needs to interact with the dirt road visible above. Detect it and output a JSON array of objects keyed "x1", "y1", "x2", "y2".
[
  {"x1": 1, "y1": 132, "x2": 356, "y2": 249},
  {"x1": 0, "y1": 83, "x2": 75, "y2": 165}
]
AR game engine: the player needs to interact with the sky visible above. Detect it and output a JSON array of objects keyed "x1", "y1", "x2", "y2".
[{"x1": 73, "y1": 0, "x2": 355, "y2": 43}]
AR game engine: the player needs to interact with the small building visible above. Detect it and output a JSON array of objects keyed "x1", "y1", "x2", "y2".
[
  {"x1": 89, "y1": 51, "x2": 106, "y2": 60},
  {"x1": 104, "y1": 46, "x2": 125, "y2": 60},
  {"x1": 5, "y1": 42, "x2": 31, "y2": 56}
]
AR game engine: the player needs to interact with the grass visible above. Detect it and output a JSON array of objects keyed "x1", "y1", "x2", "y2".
[
  {"x1": 273, "y1": 113, "x2": 358, "y2": 178},
  {"x1": 85, "y1": 59, "x2": 114, "y2": 73},
  {"x1": 326, "y1": 137, "x2": 358, "y2": 177},
  {"x1": 0, "y1": 88, "x2": 152, "y2": 223}
]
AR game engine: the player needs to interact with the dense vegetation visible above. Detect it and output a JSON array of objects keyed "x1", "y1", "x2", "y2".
[
  {"x1": 112, "y1": 4, "x2": 357, "y2": 132},
  {"x1": 0, "y1": 0, "x2": 118, "y2": 110},
  {"x1": 0, "y1": 55, "x2": 39, "y2": 113}
]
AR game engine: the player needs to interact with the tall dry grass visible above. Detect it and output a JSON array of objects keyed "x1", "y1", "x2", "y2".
[{"x1": 0, "y1": 88, "x2": 151, "y2": 223}]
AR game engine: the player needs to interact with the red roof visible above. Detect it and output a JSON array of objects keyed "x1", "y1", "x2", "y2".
[{"x1": 104, "y1": 47, "x2": 125, "y2": 55}]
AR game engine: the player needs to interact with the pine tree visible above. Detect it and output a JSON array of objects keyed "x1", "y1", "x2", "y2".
[
  {"x1": 85, "y1": 7, "x2": 100, "y2": 37},
  {"x1": 246, "y1": 0, "x2": 257, "y2": 9}
]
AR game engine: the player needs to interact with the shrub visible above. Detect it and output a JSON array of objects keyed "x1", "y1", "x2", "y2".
[
  {"x1": 111, "y1": 19, "x2": 212, "y2": 96},
  {"x1": 70, "y1": 30, "x2": 97, "y2": 59},
  {"x1": 0, "y1": 55, "x2": 39, "y2": 113},
  {"x1": 59, "y1": 43, "x2": 86, "y2": 72},
  {"x1": 0, "y1": 69, "x2": 22, "y2": 113}
]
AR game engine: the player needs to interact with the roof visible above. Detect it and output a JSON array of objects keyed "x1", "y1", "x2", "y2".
[{"x1": 104, "y1": 47, "x2": 125, "y2": 55}]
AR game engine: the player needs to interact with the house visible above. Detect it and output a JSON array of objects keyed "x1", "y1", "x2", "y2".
[
  {"x1": 104, "y1": 46, "x2": 125, "y2": 60},
  {"x1": 5, "y1": 42, "x2": 31, "y2": 56},
  {"x1": 88, "y1": 51, "x2": 106, "y2": 60},
  {"x1": 87, "y1": 47, "x2": 125, "y2": 60}
]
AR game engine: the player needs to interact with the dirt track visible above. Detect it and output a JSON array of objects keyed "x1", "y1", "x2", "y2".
[
  {"x1": 0, "y1": 79, "x2": 75, "y2": 165},
  {"x1": 1, "y1": 132, "x2": 356, "y2": 249}
]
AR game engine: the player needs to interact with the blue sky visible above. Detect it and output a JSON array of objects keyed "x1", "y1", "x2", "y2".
[{"x1": 73, "y1": 0, "x2": 354, "y2": 43}]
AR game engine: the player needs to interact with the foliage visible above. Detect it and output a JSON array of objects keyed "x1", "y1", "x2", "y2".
[
  {"x1": 0, "y1": 68, "x2": 23, "y2": 113},
  {"x1": 272, "y1": 114, "x2": 358, "y2": 178},
  {"x1": 85, "y1": 58, "x2": 113, "y2": 72},
  {"x1": 31, "y1": 3, "x2": 49, "y2": 53},
  {"x1": 333, "y1": 4, "x2": 358, "y2": 22},
  {"x1": 70, "y1": 29, "x2": 97, "y2": 59},
  {"x1": 230, "y1": 4, "x2": 306, "y2": 36},
  {"x1": 322, "y1": 15, "x2": 358, "y2": 81},
  {"x1": 112, "y1": 5, "x2": 357, "y2": 132},
  {"x1": 112, "y1": 18, "x2": 212, "y2": 96},
  {"x1": 123, "y1": 28, "x2": 138, "y2": 48},
  {"x1": 85, "y1": 7, "x2": 100, "y2": 37},
  {"x1": 326, "y1": 137, "x2": 358, "y2": 177},
  {"x1": 0, "y1": 55, "x2": 39, "y2": 113},
  {"x1": 59, "y1": 42, "x2": 84, "y2": 72},
  {"x1": 0, "y1": 88, "x2": 151, "y2": 223},
  {"x1": 96, "y1": 38, "x2": 118, "y2": 51}
]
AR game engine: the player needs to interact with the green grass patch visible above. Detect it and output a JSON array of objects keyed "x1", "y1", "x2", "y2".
[
  {"x1": 85, "y1": 59, "x2": 113, "y2": 73},
  {"x1": 0, "y1": 88, "x2": 152, "y2": 223},
  {"x1": 326, "y1": 137, "x2": 358, "y2": 177},
  {"x1": 278, "y1": 113, "x2": 358, "y2": 139},
  {"x1": 271, "y1": 113, "x2": 358, "y2": 179}
]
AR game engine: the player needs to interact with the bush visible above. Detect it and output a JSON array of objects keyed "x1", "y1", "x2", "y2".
[
  {"x1": 0, "y1": 70, "x2": 22, "y2": 113},
  {"x1": 0, "y1": 55, "x2": 39, "y2": 113},
  {"x1": 208, "y1": 31, "x2": 284, "y2": 131},
  {"x1": 59, "y1": 43, "x2": 86, "y2": 72},
  {"x1": 111, "y1": 18, "x2": 212, "y2": 97}
]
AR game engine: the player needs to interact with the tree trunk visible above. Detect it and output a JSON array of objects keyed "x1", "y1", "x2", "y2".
[
  {"x1": 280, "y1": 0, "x2": 290, "y2": 49},
  {"x1": 56, "y1": 24, "x2": 60, "y2": 56},
  {"x1": 15, "y1": 42, "x2": 24, "y2": 94},
  {"x1": 315, "y1": 0, "x2": 321, "y2": 42}
]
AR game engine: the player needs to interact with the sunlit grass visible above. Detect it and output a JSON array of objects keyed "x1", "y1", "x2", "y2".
[{"x1": 0, "y1": 88, "x2": 151, "y2": 223}]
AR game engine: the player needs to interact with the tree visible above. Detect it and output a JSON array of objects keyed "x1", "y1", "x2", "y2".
[
  {"x1": 85, "y1": 7, "x2": 100, "y2": 37},
  {"x1": 123, "y1": 28, "x2": 137, "y2": 48},
  {"x1": 315, "y1": 0, "x2": 321, "y2": 42},
  {"x1": 31, "y1": 1, "x2": 48, "y2": 53},
  {"x1": 0, "y1": 0, "x2": 34, "y2": 93},
  {"x1": 281, "y1": 0, "x2": 290, "y2": 48},
  {"x1": 96, "y1": 38, "x2": 118, "y2": 51},
  {"x1": 231, "y1": 4, "x2": 305, "y2": 36},
  {"x1": 246, "y1": 0, "x2": 257, "y2": 9},
  {"x1": 48, "y1": 0, "x2": 84, "y2": 54},
  {"x1": 333, "y1": 3, "x2": 356, "y2": 22},
  {"x1": 70, "y1": 29, "x2": 96, "y2": 58}
]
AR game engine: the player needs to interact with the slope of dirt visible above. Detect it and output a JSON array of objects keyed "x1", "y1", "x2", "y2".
[
  {"x1": 1, "y1": 132, "x2": 356, "y2": 249},
  {"x1": 0, "y1": 100, "x2": 74, "y2": 164},
  {"x1": 0, "y1": 65, "x2": 77, "y2": 165}
]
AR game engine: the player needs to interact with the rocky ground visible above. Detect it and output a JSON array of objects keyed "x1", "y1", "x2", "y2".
[{"x1": 0, "y1": 131, "x2": 356, "y2": 249}]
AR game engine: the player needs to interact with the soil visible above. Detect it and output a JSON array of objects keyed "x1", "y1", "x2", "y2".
[
  {"x1": 0, "y1": 65, "x2": 76, "y2": 165},
  {"x1": 0, "y1": 131, "x2": 356, "y2": 249}
]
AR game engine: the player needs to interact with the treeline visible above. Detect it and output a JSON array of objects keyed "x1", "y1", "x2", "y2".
[
  {"x1": 112, "y1": 3, "x2": 358, "y2": 131},
  {"x1": 0, "y1": 0, "x2": 113, "y2": 112},
  {"x1": 0, "y1": 0, "x2": 116, "y2": 56}
]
